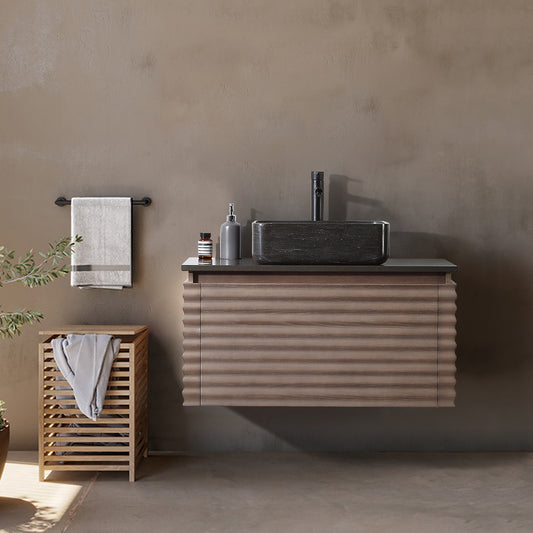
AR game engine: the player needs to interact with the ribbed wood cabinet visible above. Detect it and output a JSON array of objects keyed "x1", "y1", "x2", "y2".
[{"x1": 182, "y1": 262, "x2": 457, "y2": 407}]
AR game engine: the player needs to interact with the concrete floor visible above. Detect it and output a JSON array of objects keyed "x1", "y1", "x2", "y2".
[{"x1": 0, "y1": 452, "x2": 532, "y2": 533}]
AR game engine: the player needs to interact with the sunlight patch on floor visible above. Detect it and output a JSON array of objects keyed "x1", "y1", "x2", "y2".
[{"x1": 0, "y1": 453, "x2": 83, "y2": 533}]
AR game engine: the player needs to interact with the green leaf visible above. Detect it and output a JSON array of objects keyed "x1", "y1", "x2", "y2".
[{"x1": 0, "y1": 236, "x2": 80, "y2": 335}]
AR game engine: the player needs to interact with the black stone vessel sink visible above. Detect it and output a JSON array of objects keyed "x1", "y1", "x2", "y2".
[{"x1": 252, "y1": 220, "x2": 390, "y2": 265}]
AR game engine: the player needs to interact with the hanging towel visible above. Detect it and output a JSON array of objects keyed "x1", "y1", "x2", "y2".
[
  {"x1": 71, "y1": 197, "x2": 132, "y2": 289},
  {"x1": 51, "y1": 334, "x2": 121, "y2": 421}
]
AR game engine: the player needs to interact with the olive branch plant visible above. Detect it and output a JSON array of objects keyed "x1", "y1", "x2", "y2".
[{"x1": 0, "y1": 235, "x2": 82, "y2": 429}]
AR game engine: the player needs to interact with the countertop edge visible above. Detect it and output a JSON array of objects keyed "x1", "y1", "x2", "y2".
[{"x1": 181, "y1": 258, "x2": 458, "y2": 273}]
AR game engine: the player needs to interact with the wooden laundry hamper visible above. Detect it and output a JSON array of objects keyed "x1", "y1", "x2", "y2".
[{"x1": 38, "y1": 326, "x2": 148, "y2": 482}]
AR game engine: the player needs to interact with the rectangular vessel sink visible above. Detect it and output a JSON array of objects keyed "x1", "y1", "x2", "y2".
[{"x1": 252, "y1": 220, "x2": 390, "y2": 265}]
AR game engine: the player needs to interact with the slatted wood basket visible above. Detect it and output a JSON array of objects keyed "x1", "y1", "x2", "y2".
[{"x1": 39, "y1": 326, "x2": 148, "y2": 482}]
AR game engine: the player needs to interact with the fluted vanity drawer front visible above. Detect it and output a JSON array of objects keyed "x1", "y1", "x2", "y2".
[
  {"x1": 437, "y1": 283, "x2": 457, "y2": 406},
  {"x1": 182, "y1": 281, "x2": 201, "y2": 404},
  {"x1": 199, "y1": 283, "x2": 440, "y2": 407}
]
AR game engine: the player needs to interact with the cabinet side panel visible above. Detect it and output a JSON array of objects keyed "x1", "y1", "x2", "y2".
[
  {"x1": 437, "y1": 282, "x2": 457, "y2": 406},
  {"x1": 200, "y1": 283, "x2": 439, "y2": 407},
  {"x1": 183, "y1": 281, "x2": 201, "y2": 405}
]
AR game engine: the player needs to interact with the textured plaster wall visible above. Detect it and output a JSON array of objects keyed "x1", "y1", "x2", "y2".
[{"x1": 1, "y1": 1, "x2": 532, "y2": 451}]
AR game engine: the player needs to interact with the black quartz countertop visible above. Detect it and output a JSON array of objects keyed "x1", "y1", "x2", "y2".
[{"x1": 181, "y1": 257, "x2": 458, "y2": 273}]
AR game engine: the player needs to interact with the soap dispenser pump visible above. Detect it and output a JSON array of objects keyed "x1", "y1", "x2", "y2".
[{"x1": 220, "y1": 203, "x2": 241, "y2": 260}]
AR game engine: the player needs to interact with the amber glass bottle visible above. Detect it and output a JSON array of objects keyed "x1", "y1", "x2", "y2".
[{"x1": 198, "y1": 233, "x2": 213, "y2": 263}]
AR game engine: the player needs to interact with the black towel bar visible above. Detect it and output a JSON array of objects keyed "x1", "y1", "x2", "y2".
[{"x1": 55, "y1": 197, "x2": 152, "y2": 206}]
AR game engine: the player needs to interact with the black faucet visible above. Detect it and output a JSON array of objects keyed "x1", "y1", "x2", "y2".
[{"x1": 311, "y1": 171, "x2": 324, "y2": 221}]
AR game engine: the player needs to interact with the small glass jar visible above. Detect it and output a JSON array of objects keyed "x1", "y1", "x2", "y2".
[{"x1": 198, "y1": 233, "x2": 213, "y2": 263}]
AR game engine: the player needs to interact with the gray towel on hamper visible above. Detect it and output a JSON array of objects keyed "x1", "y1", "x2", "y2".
[
  {"x1": 71, "y1": 197, "x2": 132, "y2": 289},
  {"x1": 51, "y1": 334, "x2": 121, "y2": 420}
]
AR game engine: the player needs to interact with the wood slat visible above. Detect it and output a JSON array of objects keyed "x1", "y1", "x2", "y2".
[
  {"x1": 134, "y1": 338, "x2": 149, "y2": 357},
  {"x1": 44, "y1": 456, "x2": 129, "y2": 463},
  {"x1": 201, "y1": 337, "x2": 442, "y2": 350},
  {"x1": 438, "y1": 388, "x2": 456, "y2": 399},
  {"x1": 437, "y1": 350, "x2": 457, "y2": 364},
  {"x1": 201, "y1": 284, "x2": 439, "y2": 299},
  {"x1": 197, "y1": 312, "x2": 442, "y2": 327},
  {"x1": 44, "y1": 407, "x2": 130, "y2": 415},
  {"x1": 43, "y1": 426, "x2": 129, "y2": 434},
  {"x1": 39, "y1": 325, "x2": 147, "y2": 336},
  {"x1": 183, "y1": 338, "x2": 201, "y2": 352},
  {"x1": 202, "y1": 398, "x2": 437, "y2": 407},
  {"x1": 183, "y1": 393, "x2": 200, "y2": 404},
  {"x1": 199, "y1": 348, "x2": 437, "y2": 361},
  {"x1": 133, "y1": 330, "x2": 149, "y2": 346},
  {"x1": 42, "y1": 352, "x2": 129, "y2": 365},
  {"x1": 202, "y1": 300, "x2": 438, "y2": 313},
  {"x1": 135, "y1": 387, "x2": 148, "y2": 407},
  {"x1": 42, "y1": 464, "x2": 129, "y2": 471},
  {"x1": 43, "y1": 419, "x2": 131, "y2": 435},
  {"x1": 40, "y1": 343, "x2": 133, "y2": 353},
  {"x1": 135, "y1": 372, "x2": 148, "y2": 392},
  {"x1": 200, "y1": 375, "x2": 438, "y2": 387},
  {"x1": 44, "y1": 369, "x2": 130, "y2": 379},
  {"x1": 135, "y1": 435, "x2": 146, "y2": 454},
  {"x1": 200, "y1": 361, "x2": 438, "y2": 375},
  {"x1": 436, "y1": 376, "x2": 455, "y2": 386},
  {"x1": 183, "y1": 377, "x2": 201, "y2": 390},
  {"x1": 106, "y1": 389, "x2": 131, "y2": 396},
  {"x1": 38, "y1": 341, "x2": 45, "y2": 482},
  {"x1": 44, "y1": 435, "x2": 130, "y2": 442},
  {"x1": 202, "y1": 324, "x2": 447, "y2": 338},
  {"x1": 44, "y1": 445, "x2": 128, "y2": 452},
  {"x1": 44, "y1": 399, "x2": 130, "y2": 407},
  {"x1": 135, "y1": 369, "x2": 148, "y2": 388},
  {"x1": 43, "y1": 417, "x2": 129, "y2": 425},
  {"x1": 201, "y1": 385, "x2": 436, "y2": 396}
]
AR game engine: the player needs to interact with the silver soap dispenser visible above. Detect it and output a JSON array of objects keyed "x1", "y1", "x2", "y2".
[{"x1": 220, "y1": 203, "x2": 241, "y2": 260}]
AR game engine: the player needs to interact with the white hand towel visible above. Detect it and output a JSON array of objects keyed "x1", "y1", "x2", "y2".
[
  {"x1": 71, "y1": 197, "x2": 132, "y2": 289},
  {"x1": 52, "y1": 334, "x2": 121, "y2": 421}
]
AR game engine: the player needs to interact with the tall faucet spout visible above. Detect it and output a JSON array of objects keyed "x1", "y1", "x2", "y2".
[{"x1": 311, "y1": 171, "x2": 324, "y2": 221}]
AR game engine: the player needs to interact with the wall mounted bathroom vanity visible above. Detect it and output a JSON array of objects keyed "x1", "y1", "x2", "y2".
[{"x1": 181, "y1": 258, "x2": 457, "y2": 407}]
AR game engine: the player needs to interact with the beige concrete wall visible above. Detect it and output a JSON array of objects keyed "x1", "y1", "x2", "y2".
[{"x1": 1, "y1": 1, "x2": 532, "y2": 450}]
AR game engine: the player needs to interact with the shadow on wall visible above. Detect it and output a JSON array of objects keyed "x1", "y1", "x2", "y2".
[
  {"x1": 174, "y1": 175, "x2": 532, "y2": 451},
  {"x1": 225, "y1": 190, "x2": 533, "y2": 451},
  {"x1": 329, "y1": 174, "x2": 533, "y2": 381},
  {"x1": 328, "y1": 174, "x2": 386, "y2": 221},
  {"x1": 150, "y1": 333, "x2": 183, "y2": 404},
  {"x1": 393, "y1": 232, "x2": 533, "y2": 378}
]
